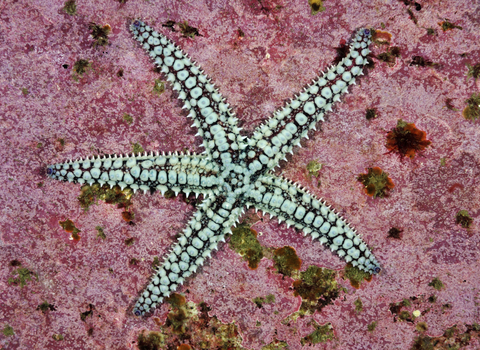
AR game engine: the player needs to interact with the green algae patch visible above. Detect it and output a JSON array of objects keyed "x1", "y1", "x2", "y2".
[
  {"x1": 354, "y1": 297, "x2": 363, "y2": 313},
  {"x1": 273, "y1": 246, "x2": 301, "y2": 277},
  {"x1": 2, "y1": 324, "x2": 14, "y2": 337},
  {"x1": 137, "y1": 331, "x2": 165, "y2": 350},
  {"x1": 77, "y1": 183, "x2": 133, "y2": 211},
  {"x1": 63, "y1": 0, "x2": 76, "y2": 15},
  {"x1": 293, "y1": 266, "x2": 340, "y2": 314},
  {"x1": 463, "y1": 93, "x2": 480, "y2": 121},
  {"x1": 306, "y1": 160, "x2": 322, "y2": 179},
  {"x1": 416, "y1": 322, "x2": 428, "y2": 333},
  {"x1": 301, "y1": 321, "x2": 334, "y2": 345},
  {"x1": 138, "y1": 301, "x2": 245, "y2": 350},
  {"x1": 253, "y1": 294, "x2": 275, "y2": 308},
  {"x1": 151, "y1": 256, "x2": 160, "y2": 270},
  {"x1": 368, "y1": 321, "x2": 377, "y2": 332},
  {"x1": 132, "y1": 142, "x2": 145, "y2": 154},
  {"x1": 261, "y1": 340, "x2": 288, "y2": 349},
  {"x1": 428, "y1": 277, "x2": 444, "y2": 291},
  {"x1": 229, "y1": 224, "x2": 264, "y2": 269},
  {"x1": 8, "y1": 266, "x2": 36, "y2": 288},
  {"x1": 96, "y1": 226, "x2": 106, "y2": 240},
  {"x1": 165, "y1": 294, "x2": 190, "y2": 334},
  {"x1": 122, "y1": 113, "x2": 133, "y2": 125},
  {"x1": 153, "y1": 79, "x2": 165, "y2": 95},
  {"x1": 456, "y1": 210, "x2": 473, "y2": 228},
  {"x1": 357, "y1": 167, "x2": 394, "y2": 198},
  {"x1": 72, "y1": 59, "x2": 91, "y2": 80},
  {"x1": 344, "y1": 263, "x2": 372, "y2": 289},
  {"x1": 466, "y1": 62, "x2": 480, "y2": 82},
  {"x1": 52, "y1": 334, "x2": 64, "y2": 341},
  {"x1": 411, "y1": 324, "x2": 480, "y2": 350}
]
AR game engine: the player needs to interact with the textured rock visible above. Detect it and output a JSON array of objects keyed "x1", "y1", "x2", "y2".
[{"x1": 0, "y1": 0, "x2": 479, "y2": 349}]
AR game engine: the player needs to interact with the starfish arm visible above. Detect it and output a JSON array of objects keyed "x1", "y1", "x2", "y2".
[
  {"x1": 47, "y1": 152, "x2": 223, "y2": 196},
  {"x1": 129, "y1": 20, "x2": 246, "y2": 165},
  {"x1": 133, "y1": 193, "x2": 243, "y2": 316},
  {"x1": 245, "y1": 173, "x2": 381, "y2": 274},
  {"x1": 245, "y1": 28, "x2": 373, "y2": 173}
]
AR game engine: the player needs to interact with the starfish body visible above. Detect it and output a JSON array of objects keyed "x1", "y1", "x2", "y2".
[{"x1": 47, "y1": 20, "x2": 381, "y2": 316}]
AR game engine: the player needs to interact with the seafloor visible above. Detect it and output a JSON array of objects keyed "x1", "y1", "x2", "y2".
[{"x1": 0, "y1": 0, "x2": 479, "y2": 349}]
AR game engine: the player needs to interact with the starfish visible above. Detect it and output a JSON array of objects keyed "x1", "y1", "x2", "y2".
[{"x1": 46, "y1": 20, "x2": 381, "y2": 316}]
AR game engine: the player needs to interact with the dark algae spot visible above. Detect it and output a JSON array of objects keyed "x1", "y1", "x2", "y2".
[
  {"x1": 10, "y1": 260, "x2": 21, "y2": 267},
  {"x1": 122, "y1": 210, "x2": 134, "y2": 222},
  {"x1": 80, "y1": 304, "x2": 94, "y2": 321},
  {"x1": 73, "y1": 59, "x2": 90, "y2": 75},
  {"x1": 178, "y1": 21, "x2": 200, "y2": 38},
  {"x1": 455, "y1": 210, "x2": 473, "y2": 228},
  {"x1": 89, "y1": 23, "x2": 111, "y2": 47},
  {"x1": 308, "y1": 0, "x2": 325, "y2": 15},
  {"x1": 357, "y1": 167, "x2": 395, "y2": 198},
  {"x1": 387, "y1": 227, "x2": 403, "y2": 239},
  {"x1": 385, "y1": 119, "x2": 431, "y2": 159},
  {"x1": 365, "y1": 108, "x2": 378, "y2": 120},
  {"x1": 273, "y1": 246, "x2": 301, "y2": 277},
  {"x1": 59, "y1": 219, "x2": 81, "y2": 240},
  {"x1": 137, "y1": 331, "x2": 164, "y2": 350},
  {"x1": 377, "y1": 46, "x2": 401, "y2": 66},
  {"x1": 37, "y1": 301, "x2": 56, "y2": 313},
  {"x1": 151, "y1": 256, "x2": 160, "y2": 270},
  {"x1": 439, "y1": 19, "x2": 463, "y2": 31},
  {"x1": 416, "y1": 322, "x2": 428, "y2": 332},
  {"x1": 410, "y1": 56, "x2": 436, "y2": 67}
]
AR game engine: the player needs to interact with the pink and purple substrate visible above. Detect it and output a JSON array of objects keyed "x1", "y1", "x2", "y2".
[{"x1": 0, "y1": 0, "x2": 479, "y2": 349}]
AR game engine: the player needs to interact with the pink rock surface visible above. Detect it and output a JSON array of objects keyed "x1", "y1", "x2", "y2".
[{"x1": 1, "y1": 0, "x2": 479, "y2": 349}]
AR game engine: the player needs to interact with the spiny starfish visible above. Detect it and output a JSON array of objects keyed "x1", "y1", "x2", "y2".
[{"x1": 46, "y1": 20, "x2": 381, "y2": 316}]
